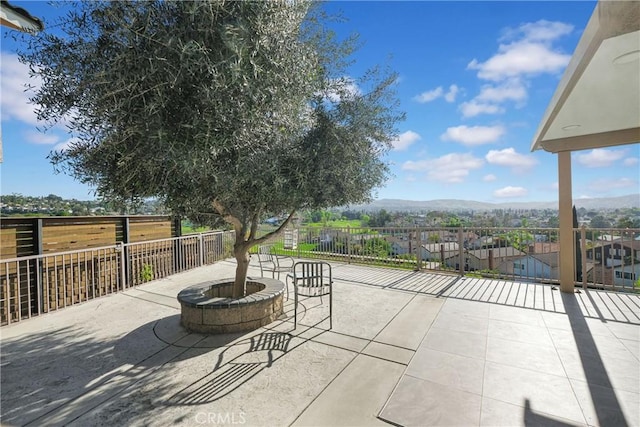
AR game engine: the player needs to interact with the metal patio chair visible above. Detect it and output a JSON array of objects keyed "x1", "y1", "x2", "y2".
[
  {"x1": 256, "y1": 244, "x2": 295, "y2": 298},
  {"x1": 286, "y1": 261, "x2": 333, "y2": 329}
]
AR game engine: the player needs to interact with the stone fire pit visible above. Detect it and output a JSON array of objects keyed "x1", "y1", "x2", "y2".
[{"x1": 177, "y1": 277, "x2": 285, "y2": 334}]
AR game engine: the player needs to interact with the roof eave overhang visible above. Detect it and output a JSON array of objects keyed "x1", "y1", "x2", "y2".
[
  {"x1": 531, "y1": 1, "x2": 640, "y2": 154},
  {"x1": 539, "y1": 127, "x2": 639, "y2": 153},
  {"x1": 0, "y1": 0, "x2": 44, "y2": 33}
]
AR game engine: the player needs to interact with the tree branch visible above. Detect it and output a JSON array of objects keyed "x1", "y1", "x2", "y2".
[
  {"x1": 252, "y1": 208, "x2": 297, "y2": 247},
  {"x1": 212, "y1": 199, "x2": 242, "y2": 232},
  {"x1": 249, "y1": 207, "x2": 261, "y2": 241}
]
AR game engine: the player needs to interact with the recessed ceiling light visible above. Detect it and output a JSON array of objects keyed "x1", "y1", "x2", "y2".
[
  {"x1": 613, "y1": 50, "x2": 640, "y2": 65},
  {"x1": 562, "y1": 125, "x2": 581, "y2": 131}
]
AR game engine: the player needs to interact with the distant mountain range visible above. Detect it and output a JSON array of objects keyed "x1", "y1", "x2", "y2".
[{"x1": 346, "y1": 194, "x2": 640, "y2": 212}]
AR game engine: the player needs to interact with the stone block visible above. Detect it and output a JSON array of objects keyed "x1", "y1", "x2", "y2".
[{"x1": 180, "y1": 305, "x2": 203, "y2": 326}]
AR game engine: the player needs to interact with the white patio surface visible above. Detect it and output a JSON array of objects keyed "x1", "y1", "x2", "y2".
[{"x1": 1, "y1": 259, "x2": 638, "y2": 427}]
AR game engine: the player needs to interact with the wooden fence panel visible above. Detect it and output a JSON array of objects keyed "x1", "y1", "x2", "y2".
[
  {"x1": 128, "y1": 220, "x2": 173, "y2": 242},
  {"x1": 1, "y1": 229, "x2": 17, "y2": 259},
  {"x1": 42, "y1": 223, "x2": 117, "y2": 253},
  {"x1": 1, "y1": 215, "x2": 176, "y2": 260},
  {"x1": 0, "y1": 218, "x2": 37, "y2": 257}
]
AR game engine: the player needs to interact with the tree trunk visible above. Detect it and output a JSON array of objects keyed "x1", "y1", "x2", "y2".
[{"x1": 233, "y1": 244, "x2": 250, "y2": 298}]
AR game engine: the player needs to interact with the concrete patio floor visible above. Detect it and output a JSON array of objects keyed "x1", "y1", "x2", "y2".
[{"x1": 1, "y1": 259, "x2": 638, "y2": 426}]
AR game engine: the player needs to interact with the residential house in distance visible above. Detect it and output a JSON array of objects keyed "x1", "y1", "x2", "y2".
[
  {"x1": 468, "y1": 235, "x2": 499, "y2": 250},
  {"x1": 444, "y1": 246, "x2": 526, "y2": 272},
  {"x1": 587, "y1": 238, "x2": 640, "y2": 288},
  {"x1": 422, "y1": 230, "x2": 479, "y2": 248},
  {"x1": 527, "y1": 242, "x2": 560, "y2": 254},
  {"x1": 388, "y1": 235, "x2": 413, "y2": 257},
  {"x1": 507, "y1": 252, "x2": 559, "y2": 281},
  {"x1": 587, "y1": 238, "x2": 640, "y2": 268},
  {"x1": 421, "y1": 230, "x2": 458, "y2": 244},
  {"x1": 420, "y1": 242, "x2": 459, "y2": 262},
  {"x1": 612, "y1": 264, "x2": 640, "y2": 288}
]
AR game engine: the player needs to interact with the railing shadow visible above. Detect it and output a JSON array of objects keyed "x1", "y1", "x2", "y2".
[{"x1": 348, "y1": 266, "x2": 640, "y2": 325}]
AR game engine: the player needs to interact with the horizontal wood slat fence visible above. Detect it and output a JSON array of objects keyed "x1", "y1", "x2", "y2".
[
  {"x1": 0, "y1": 215, "x2": 178, "y2": 258},
  {"x1": 0, "y1": 216, "x2": 235, "y2": 325}
]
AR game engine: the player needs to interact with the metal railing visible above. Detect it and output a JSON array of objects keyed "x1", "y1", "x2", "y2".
[
  {"x1": 3, "y1": 224, "x2": 638, "y2": 325},
  {"x1": 1, "y1": 230, "x2": 235, "y2": 325},
  {"x1": 263, "y1": 225, "x2": 640, "y2": 292}
]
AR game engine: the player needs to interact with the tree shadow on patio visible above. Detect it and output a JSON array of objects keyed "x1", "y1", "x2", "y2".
[{"x1": 0, "y1": 318, "x2": 185, "y2": 426}]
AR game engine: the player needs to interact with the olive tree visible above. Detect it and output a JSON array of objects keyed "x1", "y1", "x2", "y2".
[{"x1": 20, "y1": 0, "x2": 403, "y2": 297}]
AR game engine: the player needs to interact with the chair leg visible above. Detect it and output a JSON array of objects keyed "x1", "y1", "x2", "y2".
[
  {"x1": 329, "y1": 288, "x2": 332, "y2": 330},
  {"x1": 294, "y1": 288, "x2": 298, "y2": 329},
  {"x1": 284, "y1": 276, "x2": 290, "y2": 300}
]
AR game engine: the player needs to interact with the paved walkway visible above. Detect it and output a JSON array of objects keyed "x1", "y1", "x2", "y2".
[{"x1": 1, "y1": 260, "x2": 638, "y2": 426}]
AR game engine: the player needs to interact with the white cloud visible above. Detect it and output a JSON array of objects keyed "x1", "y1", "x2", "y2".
[
  {"x1": 402, "y1": 160, "x2": 431, "y2": 172},
  {"x1": 588, "y1": 177, "x2": 637, "y2": 192},
  {"x1": 462, "y1": 20, "x2": 573, "y2": 119},
  {"x1": 501, "y1": 20, "x2": 574, "y2": 43},
  {"x1": 575, "y1": 148, "x2": 626, "y2": 168},
  {"x1": 392, "y1": 130, "x2": 421, "y2": 151},
  {"x1": 414, "y1": 87, "x2": 443, "y2": 103},
  {"x1": 459, "y1": 101, "x2": 504, "y2": 118},
  {"x1": 468, "y1": 42, "x2": 571, "y2": 82},
  {"x1": 485, "y1": 147, "x2": 537, "y2": 171},
  {"x1": 24, "y1": 130, "x2": 59, "y2": 145},
  {"x1": 444, "y1": 85, "x2": 459, "y2": 103},
  {"x1": 483, "y1": 174, "x2": 497, "y2": 182},
  {"x1": 476, "y1": 80, "x2": 527, "y2": 103},
  {"x1": 0, "y1": 52, "x2": 40, "y2": 125},
  {"x1": 414, "y1": 84, "x2": 459, "y2": 103},
  {"x1": 402, "y1": 153, "x2": 483, "y2": 183},
  {"x1": 459, "y1": 80, "x2": 527, "y2": 118},
  {"x1": 441, "y1": 125, "x2": 505, "y2": 146},
  {"x1": 493, "y1": 186, "x2": 528, "y2": 198},
  {"x1": 623, "y1": 157, "x2": 638, "y2": 167}
]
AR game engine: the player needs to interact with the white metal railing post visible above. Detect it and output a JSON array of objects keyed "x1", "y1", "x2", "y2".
[
  {"x1": 198, "y1": 234, "x2": 204, "y2": 266},
  {"x1": 36, "y1": 258, "x2": 42, "y2": 316},
  {"x1": 3, "y1": 262, "x2": 9, "y2": 324},
  {"x1": 118, "y1": 243, "x2": 126, "y2": 289},
  {"x1": 580, "y1": 225, "x2": 587, "y2": 289},
  {"x1": 416, "y1": 227, "x2": 422, "y2": 270},
  {"x1": 458, "y1": 228, "x2": 464, "y2": 276},
  {"x1": 347, "y1": 226, "x2": 351, "y2": 264}
]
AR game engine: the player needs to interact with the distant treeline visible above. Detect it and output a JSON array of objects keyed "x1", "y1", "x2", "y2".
[{"x1": 0, "y1": 193, "x2": 168, "y2": 217}]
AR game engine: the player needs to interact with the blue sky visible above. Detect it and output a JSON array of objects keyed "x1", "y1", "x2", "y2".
[{"x1": 1, "y1": 1, "x2": 638, "y2": 202}]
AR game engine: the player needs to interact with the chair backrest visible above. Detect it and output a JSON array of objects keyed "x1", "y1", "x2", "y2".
[
  {"x1": 258, "y1": 245, "x2": 275, "y2": 263},
  {"x1": 292, "y1": 261, "x2": 332, "y2": 296}
]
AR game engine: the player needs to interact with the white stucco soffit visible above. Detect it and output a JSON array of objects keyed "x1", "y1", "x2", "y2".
[{"x1": 532, "y1": 1, "x2": 640, "y2": 154}]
